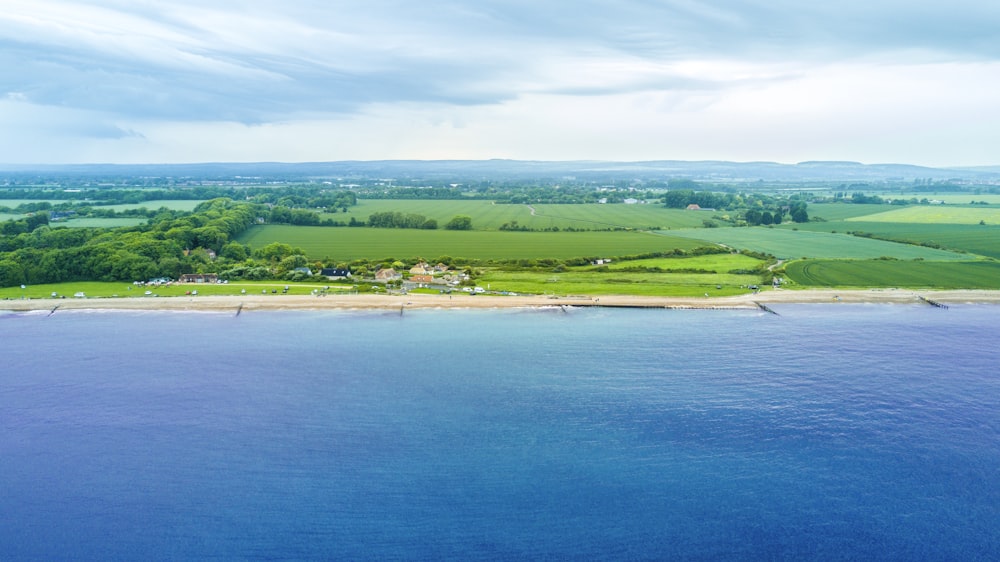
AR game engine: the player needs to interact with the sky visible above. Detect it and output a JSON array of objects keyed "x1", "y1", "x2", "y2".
[{"x1": 1, "y1": 1, "x2": 999, "y2": 166}]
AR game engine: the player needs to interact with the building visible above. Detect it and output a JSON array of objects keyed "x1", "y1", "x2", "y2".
[{"x1": 321, "y1": 268, "x2": 351, "y2": 279}]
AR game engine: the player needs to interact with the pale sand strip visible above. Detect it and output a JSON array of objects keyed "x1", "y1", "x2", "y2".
[{"x1": 3, "y1": 289, "x2": 999, "y2": 313}]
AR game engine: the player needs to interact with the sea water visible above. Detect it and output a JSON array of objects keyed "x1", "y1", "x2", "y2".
[{"x1": 1, "y1": 304, "x2": 998, "y2": 560}]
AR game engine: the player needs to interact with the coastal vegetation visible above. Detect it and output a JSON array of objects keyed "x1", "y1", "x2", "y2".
[{"x1": 1, "y1": 169, "x2": 999, "y2": 297}]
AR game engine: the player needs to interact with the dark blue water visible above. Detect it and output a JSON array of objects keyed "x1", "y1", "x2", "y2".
[{"x1": 2, "y1": 304, "x2": 999, "y2": 560}]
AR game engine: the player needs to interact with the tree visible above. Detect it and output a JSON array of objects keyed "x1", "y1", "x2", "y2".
[
  {"x1": 445, "y1": 215, "x2": 472, "y2": 230},
  {"x1": 790, "y1": 202, "x2": 809, "y2": 223}
]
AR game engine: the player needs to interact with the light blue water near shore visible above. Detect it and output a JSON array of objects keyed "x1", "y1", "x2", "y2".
[{"x1": 1, "y1": 304, "x2": 999, "y2": 560}]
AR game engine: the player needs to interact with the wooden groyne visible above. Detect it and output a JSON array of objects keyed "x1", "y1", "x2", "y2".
[
  {"x1": 918, "y1": 296, "x2": 949, "y2": 309},
  {"x1": 754, "y1": 301, "x2": 780, "y2": 315}
]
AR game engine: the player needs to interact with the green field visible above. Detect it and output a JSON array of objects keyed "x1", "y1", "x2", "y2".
[
  {"x1": 807, "y1": 203, "x2": 891, "y2": 221},
  {"x1": 596, "y1": 253, "x2": 764, "y2": 273},
  {"x1": 238, "y1": 225, "x2": 708, "y2": 261},
  {"x1": 0, "y1": 280, "x2": 355, "y2": 301},
  {"x1": 476, "y1": 270, "x2": 756, "y2": 297},
  {"x1": 844, "y1": 206, "x2": 1000, "y2": 224},
  {"x1": 97, "y1": 200, "x2": 207, "y2": 212},
  {"x1": 0, "y1": 213, "x2": 22, "y2": 221},
  {"x1": 780, "y1": 222, "x2": 1000, "y2": 259},
  {"x1": 663, "y1": 227, "x2": 967, "y2": 260},
  {"x1": 326, "y1": 200, "x2": 704, "y2": 230},
  {"x1": 784, "y1": 259, "x2": 1000, "y2": 289},
  {"x1": 58, "y1": 218, "x2": 149, "y2": 228}
]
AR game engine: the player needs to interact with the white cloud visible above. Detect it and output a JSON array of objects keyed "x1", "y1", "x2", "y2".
[{"x1": 1, "y1": 1, "x2": 999, "y2": 165}]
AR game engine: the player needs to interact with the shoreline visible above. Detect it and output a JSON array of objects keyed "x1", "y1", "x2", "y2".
[{"x1": 3, "y1": 289, "x2": 999, "y2": 313}]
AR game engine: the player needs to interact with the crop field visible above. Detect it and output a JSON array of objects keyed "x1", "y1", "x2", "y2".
[
  {"x1": 476, "y1": 270, "x2": 758, "y2": 297},
  {"x1": 0, "y1": 199, "x2": 68, "y2": 208},
  {"x1": 784, "y1": 259, "x2": 1000, "y2": 289},
  {"x1": 326, "y1": 200, "x2": 703, "y2": 230},
  {"x1": 779, "y1": 222, "x2": 1000, "y2": 259},
  {"x1": 915, "y1": 194, "x2": 1000, "y2": 204},
  {"x1": 238, "y1": 225, "x2": 708, "y2": 261},
  {"x1": 98, "y1": 200, "x2": 207, "y2": 212},
  {"x1": 0, "y1": 213, "x2": 22, "y2": 221},
  {"x1": 663, "y1": 226, "x2": 968, "y2": 260},
  {"x1": 807, "y1": 203, "x2": 890, "y2": 221},
  {"x1": 845, "y1": 206, "x2": 1000, "y2": 224}
]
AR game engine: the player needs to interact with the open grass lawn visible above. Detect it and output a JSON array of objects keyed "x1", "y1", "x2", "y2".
[
  {"x1": 784, "y1": 259, "x2": 1000, "y2": 289},
  {"x1": 0, "y1": 213, "x2": 22, "y2": 221},
  {"x1": 594, "y1": 253, "x2": 765, "y2": 272},
  {"x1": 476, "y1": 270, "x2": 758, "y2": 297},
  {"x1": 664, "y1": 226, "x2": 967, "y2": 260},
  {"x1": 58, "y1": 217, "x2": 149, "y2": 228},
  {"x1": 325, "y1": 200, "x2": 704, "y2": 230},
  {"x1": 238, "y1": 225, "x2": 708, "y2": 261},
  {"x1": 0, "y1": 280, "x2": 356, "y2": 301},
  {"x1": 780, "y1": 222, "x2": 1000, "y2": 259},
  {"x1": 845, "y1": 205, "x2": 1000, "y2": 224}
]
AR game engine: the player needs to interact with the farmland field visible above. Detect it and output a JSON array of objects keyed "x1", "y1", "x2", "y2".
[
  {"x1": 778, "y1": 222, "x2": 1000, "y2": 259},
  {"x1": 844, "y1": 206, "x2": 1000, "y2": 224},
  {"x1": 662, "y1": 227, "x2": 968, "y2": 260},
  {"x1": 0, "y1": 213, "x2": 22, "y2": 221},
  {"x1": 237, "y1": 225, "x2": 708, "y2": 261},
  {"x1": 807, "y1": 203, "x2": 890, "y2": 221},
  {"x1": 97, "y1": 200, "x2": 207, "y2": 212},
  {"x1": 326, "y1": 200, "x2": 704, "y2": 230},
  {"x1": 784, "y1": 259, "x2": 1000, "y2": 289}
]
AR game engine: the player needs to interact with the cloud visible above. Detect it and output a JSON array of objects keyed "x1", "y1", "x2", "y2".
[{"x1": 0, "y1": 1, "x2": 998, "y2": 164}]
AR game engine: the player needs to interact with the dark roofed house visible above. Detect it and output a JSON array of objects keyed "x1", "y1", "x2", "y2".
[{"x1": 321, "y1": 268, "x2": 351, "y2": 279}]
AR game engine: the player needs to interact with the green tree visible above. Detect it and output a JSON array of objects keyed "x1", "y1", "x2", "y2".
[{"x1": 445, "y1": 215, "x2": 472, "y2": 230}]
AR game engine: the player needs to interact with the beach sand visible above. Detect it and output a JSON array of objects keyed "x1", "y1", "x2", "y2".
[{"x1": 3, "y1": 289, "x2": 999, "y2": 313}]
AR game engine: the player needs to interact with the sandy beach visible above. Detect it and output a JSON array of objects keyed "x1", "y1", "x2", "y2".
[{"x1": 3, "y1": 288, "x2": 999, "y2": 313}]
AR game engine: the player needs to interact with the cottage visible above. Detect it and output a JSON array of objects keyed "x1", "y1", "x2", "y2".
[
  {"x1": 375, "y1": 268, "x2": 401, "y2": 281},
  {"x1": 409, "y1": 262, "x2": 433, "y2": 275},
  {"x1": 321, "y1": 268, "x2": 351, "y2": 279}
]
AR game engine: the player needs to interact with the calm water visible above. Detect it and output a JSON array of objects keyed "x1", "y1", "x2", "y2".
[{"x1": 1, "y1": 304, "x2": 999, "y2": 560}]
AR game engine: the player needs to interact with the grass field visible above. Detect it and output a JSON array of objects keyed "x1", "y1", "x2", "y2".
[
  {"x1": 0, "y1": 280, "x2": 355, "y2": 301},
  {"x1": 97, "y1": 200, "x2": 207, "y2": 212},
  {"x1": 807, "y1": 203, "x2": 891, "y2": 221},
  {"x1": 784, "y1": 259, "x2": 1000, "y2": 289},
  {"x1": 844, "y1": 206, "x2": 1000, "y2": 224},
  {"x1": 0, "y1": 213, "x2": 22, "y2": 221},
  {"x1": 476, "y1": 270, "x2": 757, "y2": 297},
  {"x1": 779, "y1": 222, "x2": 1000, "y2": 259},
  {"x1": 325, "y1": 200, "x2": 705, "y2": 230},
  {"x1": 662, "y1": 227, "x2": 967, "y2": 260},
  {"x1": 594, "y1": 253, "x2": 765, "y2": 273},
  {"x1": 238, "y1": 225, "x2": 709, "y2": 261},
  {"x1": 58, "y1": 218, "x2": 149, "y2": 228}
]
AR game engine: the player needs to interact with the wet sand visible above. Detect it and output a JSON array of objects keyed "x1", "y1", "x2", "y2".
[{"x1": 3, "y1": 288, "x2": 999, "y2": 313}]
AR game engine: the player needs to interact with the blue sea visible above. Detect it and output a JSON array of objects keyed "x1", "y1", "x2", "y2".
[{"x1": 2, "y1": 304, "x2": 999, "y2": 560}]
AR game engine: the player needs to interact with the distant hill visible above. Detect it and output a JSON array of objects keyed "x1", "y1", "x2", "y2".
[{"x1": 1, "y1": 160, "x2": 998, "y2": 183}]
